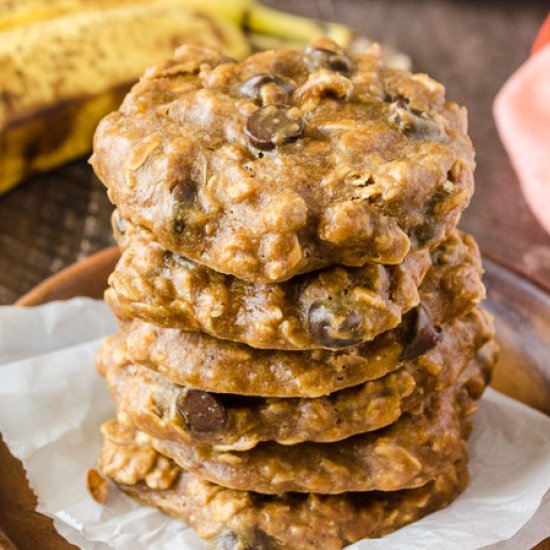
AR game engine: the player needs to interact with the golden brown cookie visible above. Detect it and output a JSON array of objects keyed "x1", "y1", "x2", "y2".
[
  {"x1": 100, "y1": 311, "x2": 495, "y2": 451},
  {"x1": 107, "y1": 228, "x2": 483, "y2": 350},
  {"x1": 100, "y1": 324, "x2": 404, "y2": 398},
  {"x1": 99, "y1": 419, "x2": 469, "y2": 550},
  {"x1": 101, "y1": 230, "x2": 486, "y2": 398},
  {"x1": 91, "y1": 39, "x2": 475, "y2": 283},
  {"x1": 113, "y1": 369, "x2": 484, "y2": 495},
  {"x1": 107, "y1": 217, "x2": 430, "y2": 349}
]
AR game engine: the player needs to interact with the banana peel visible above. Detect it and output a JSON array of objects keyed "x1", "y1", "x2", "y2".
[
  {"x1": 0, "y1": 0, "x2": 389, "y2": 194},
  {"x1": 0, "y1": 0, "x2": 254, "y2": 31},
  {"x1": 245, "y1": 4, "x2": 351, "y2": 49},
  {"x1": 0, "y1": 2, "x2": 251, "y2": 194},
  {"x1": 2, "y1": 88, "x2": 130, "y2": 192}
]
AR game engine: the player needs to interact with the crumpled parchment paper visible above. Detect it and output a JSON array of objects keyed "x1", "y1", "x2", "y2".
[{"x1": 0, "y1": 298, "x2": 549, "y2": 550}]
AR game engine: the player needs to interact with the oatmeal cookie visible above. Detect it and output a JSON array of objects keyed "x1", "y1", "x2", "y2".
[
  {"x1": 108, "y1": 218, "x2": 430, "y2": 349},
  {"x1": 100, "y1": 323, "x2": 404, "y2": 398},
  {"x1": 113, "y1": 371, "x2": 483, "y2": 494},
  {"x1": 100, "y1": 311, "x2": 495, "y2": 450},
  {"x1": 103, "y1": 244, "x2": 487, "y2": 399},
  {"x1": 100, "y1": 419, "x2": 469, "y2": 550},
  {"x1": 107, "y1": 304, "x2": 489, "y2": 402},
  {"x1": 107, "y1": 228, "x2": 483, "y2": 350},
  {"x1": 91, "y1": 39, "x2": 475, "y2": 283}
]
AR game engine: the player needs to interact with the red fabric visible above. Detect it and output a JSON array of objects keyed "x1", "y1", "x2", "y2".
[
  {"x1": 494, "y1": 42, "x2": 550, "y2": 235},
  {"x1": 531, "y1": 13, "x2": 550, "y2": 55}
]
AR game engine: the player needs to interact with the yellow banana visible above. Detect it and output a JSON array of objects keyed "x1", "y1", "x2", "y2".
[
  {"x1": 245, "y1": 3, "x2": 352, "y2": 47},
  {"x1": 0, "y1": 0, "x2": 366, "y2": 194},
  {"x1": 246, "y1": 32, "x2": 311, "y2": 53},
  {"x1": 0, "y1": 0, "x2": 253, "y2": 31},
  {"x1": 0, "y1": 2, "x2": 251, "y2": 194}
]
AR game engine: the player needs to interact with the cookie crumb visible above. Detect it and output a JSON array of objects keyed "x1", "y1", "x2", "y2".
[{"x1": 87, "y1": 468, "x2": 109, "y2": 504}]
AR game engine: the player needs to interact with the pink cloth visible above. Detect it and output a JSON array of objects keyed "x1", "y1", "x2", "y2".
[{"x1": 494, "y1": 43, "x2": 550, "y2": 235}]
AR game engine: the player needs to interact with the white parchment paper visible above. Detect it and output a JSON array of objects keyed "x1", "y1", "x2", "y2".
[{"x1": 0, "y1": 298, "x2": 549, "y2": 550}]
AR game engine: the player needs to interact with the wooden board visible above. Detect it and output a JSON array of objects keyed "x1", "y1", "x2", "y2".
[{"x1": 0, "y1": 249, "x2": 549, "y2": 548}]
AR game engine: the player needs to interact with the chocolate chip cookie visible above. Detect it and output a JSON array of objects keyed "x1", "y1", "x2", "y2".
[
  {"x1": 91, "y1": 39, "x2": 475, "y2": 283},
  {"x1": 108, "y1": 217, "x2": 430, "y2": 349},
  {"x1": 113, "y1": 369, "x2": 484, "y2": 495},
  {"x1": 100, "y1": 419, "x2": 469, "y2": 550},
  {"x1": 102, "y1": 229, "x2": 486, "y2": 404},
  {"x1": 101, "y1": 311, "x2": 495, "y2": 450},
  {"x1": 107, "y1": 228, "x2": 482, "y2": 350},
  {"x1": 89, "y1": 30, "x2": 496, "y2": 548},
  {"x1": 100, "y1": 323, "x2": 404, "y2": 398}
]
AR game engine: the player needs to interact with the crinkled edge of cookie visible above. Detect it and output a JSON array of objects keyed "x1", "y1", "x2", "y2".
[
  {"x1": 108, "y1": 217, "x2": 431, "y2": 349},
  {"x1": 99, "y1": 419, "x2": 469, "y2": 550},
  {"x1": 101, "y1": 311, "x2": 495, "y2": 451},
  {"x1": 107, "y1": 227, "x2": 484, "y2": 351},
  {"x1": 112, "y1": 370, "x2": 484, "y2": 494}
]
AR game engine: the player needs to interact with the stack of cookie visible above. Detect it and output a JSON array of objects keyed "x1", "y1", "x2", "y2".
[{"x1": 91, "y1": 38, "x2": 497, "y2": 549}]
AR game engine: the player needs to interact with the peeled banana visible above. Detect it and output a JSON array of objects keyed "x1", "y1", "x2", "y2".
[{"x1": 0, "y1": 0, "x2": 403, "y2": 194}]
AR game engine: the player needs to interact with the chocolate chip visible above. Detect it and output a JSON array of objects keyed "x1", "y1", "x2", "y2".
[
  {"x1": 240, "y1": 73, "x2": 293, "y2": 100},
  {"x1": 245, "y1": 105, "x2": 303, "y2": 150},
  {"x1": 304, "y1": 47, "x2": 353, "y2": 74},
  {"x1": 400, "y1": 305, "x2": 443, "y2": 361},
  {"x1": 171, "y1": 178, "x2": 196, "y2": 206},
  {"x1": 327, "y1": 54, "x2": 353, "y2": 73},
  {"x1": 412, "y1": 220, "x2": 436, "y2": 248},
  {"x1": 177, "y1": 389, "x2": 227, "y2": 433},
  {"x1": 389, "y1": 99, "x2": 445, "y2": 140},
  {"x1": 171, "y1": 217, "x2": 185, "y2": 235},
  {"x1": 308, "y1": 302, "x2": 362, "y2": 348}
]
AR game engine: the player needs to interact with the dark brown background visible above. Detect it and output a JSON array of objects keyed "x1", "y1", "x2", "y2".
[{"x1": 1, "y1": 0, "x2": 550, "y2": 305}]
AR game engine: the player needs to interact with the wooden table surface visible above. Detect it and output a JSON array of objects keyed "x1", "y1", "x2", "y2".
[{"x1": 0, "y1": 0, "x2": 549, "y2": 304}]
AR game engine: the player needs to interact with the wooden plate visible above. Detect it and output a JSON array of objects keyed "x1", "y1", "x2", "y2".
[{"x1": 1, "y1": 249, "x2": 550, "y2": 549}]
